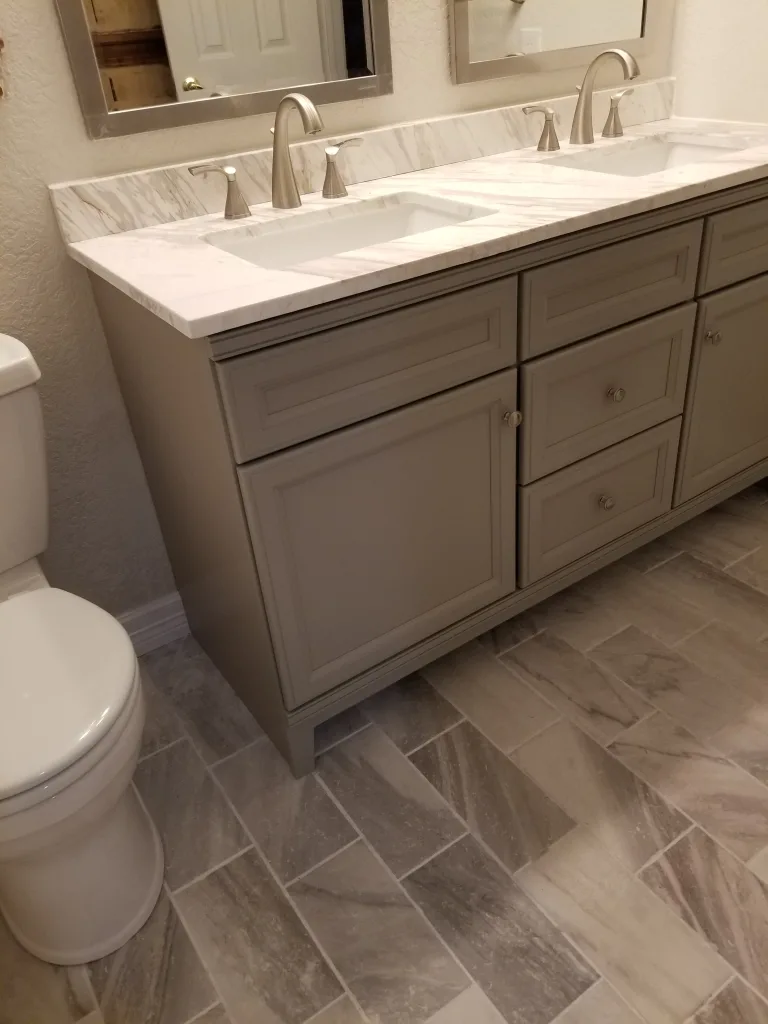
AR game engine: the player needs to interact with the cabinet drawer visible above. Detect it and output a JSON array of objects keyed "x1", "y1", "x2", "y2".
[
  {"x1": 521, "y1": 304, "x2": 695, "y2": 482},
  {"x1": 217, "y1": 277, "x2": 518, "y2": 462},
  {"x1": 700, "y1": 197, "x2": 768, "y2": 293},
  {"x1": 239, "y1": 370, "x2": 519, "y2": 708},
  {"x1": 676, "y1": 273, "x2": 768, "y2": 504},
  {"x1": 520, "y1": 222, "x2": 703, "y2": 358},
  {"x1": 520, "y1": 419, "x2": 681, "y2": 586}
]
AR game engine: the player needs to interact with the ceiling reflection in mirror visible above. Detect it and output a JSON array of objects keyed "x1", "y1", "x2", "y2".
[
  {"x1": 85, "y1": 0, "x2": 376, "y2": 111},
  {"x1": 468, "y1": 0, "x2": 647, "y2": 63}
]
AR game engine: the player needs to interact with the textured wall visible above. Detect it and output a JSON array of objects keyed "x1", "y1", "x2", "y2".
[
  {"x1": 0, "y1": 0, "x2": 675, "y2": 616},
  {"x1": 672, "y1": 0, "x2": 768, "y2": 122}
]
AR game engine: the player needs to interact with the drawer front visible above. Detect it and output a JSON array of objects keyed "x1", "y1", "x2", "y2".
[
  {"x1": 521, "y1": 304, "x2": 695, "y2": 483},
  {"x1": 520, "y1": 221, "x2": 703, "y2": 358},
  {"x1": 700, "y1": 197, "x2": 768, "y2": 293},
  {"x1": 218, "y1": 277, "x2": 518, "y2": 462},
  {"x1": 239, "y1": 370, "x2": 519, "y2": 708},
  {"x1": 520, "y1": 419, "x2": 681, "y2": 586}
]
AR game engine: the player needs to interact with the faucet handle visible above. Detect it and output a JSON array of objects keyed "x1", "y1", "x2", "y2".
[
  {"x1": 323, "y1": 137, "x2": 363, "y2": 199},
  {"x1": 522, "y1": 106, "x2": 560, "y2": 152},
  {"x1": 602, "y1": 88, "x2": 634, "y2": 138},
  {"x1": 188, "y1": 163, "x2": 250, "y2": 220}
]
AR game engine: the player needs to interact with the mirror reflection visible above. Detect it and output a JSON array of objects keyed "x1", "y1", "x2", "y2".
[
  {"x1": 468, "y1": 0, "x2": 647, "y2": 62},
  {"x1": 86, "y1": 0, "x2": 375, "y2": 111}
]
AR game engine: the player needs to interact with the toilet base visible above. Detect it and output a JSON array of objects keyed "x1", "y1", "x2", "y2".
[{"x1": 0, "y1": 785, "x2": 164, "y2": 966}]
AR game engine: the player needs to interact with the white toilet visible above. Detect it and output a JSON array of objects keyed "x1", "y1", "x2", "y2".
[{"x1": 0, "y1": 334, "x2": 164, "y2": 965}]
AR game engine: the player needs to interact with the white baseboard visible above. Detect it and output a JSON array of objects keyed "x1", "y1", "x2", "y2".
[{"x1": 118, "y1": 591, "x2": 189, "y2": 656}]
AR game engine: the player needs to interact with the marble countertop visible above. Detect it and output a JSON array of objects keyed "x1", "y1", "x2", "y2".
[{"x1": 68, "y1": 117, "x2": 768, "y2": 339}]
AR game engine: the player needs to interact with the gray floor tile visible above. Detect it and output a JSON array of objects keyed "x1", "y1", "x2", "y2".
[
  {"x1": 360, "y1": 675, "x2": 463, "y2": 754},
  {"x1": 423, "y1": 985, "x2": 506, "y2": 1023},
  {"x1": 410, "y1": 721, "x2": 575, "y2": 873},
  {"x1": 590, "y1": 625, "x2": 755, "y2": 740},
  {"x1": 142, "y1": 638, "x2": 263, "y2": 764},
  {"x1": 318, "y1": 726, "x2": 465, "y2": 878},
  {"x1": 0, "y1": 916, "x2": 97, "y2": 1024},
  {"x1": 678, "y1": 621, "x2": 768, "y2": 704},
  {"x1": 314, "y1": 707, "x2": 371, "y2": 756},
  {"x1": 139, "y1": 674, "x2": 185, "y2": 760},
  {"x1": 513, "y1": 719, "x2": 689, "y2": 871},
  {"x1": 620, "y1": 536, "x2": 682, "y2": 573},
  {"x1": 89, "y1": 893, "x2": 215, "y2": 1024},
  {"x1": 554, "y1": 982, "x2": 643, "y2": 1024},
  {"x1": 135, "y1": 740, "x2": 250, "y2": 891},
  {"x1": 291, "y1": 841, "x2": 469, "y2": 1024},
  {"x1": 665, "y1": 505, "x2": 766, "y2": 569},
  {"x1": 512, "y1": 582, "x2": 630, "y2": 653},
  {"x1": 191, "y1": 1008, "x2": 230, "y2": 1024},
  {"x1": 692, "y1": 978, "x2": 768, "y2": 1024},
  {"x1": 517, "y1": 828, "x2": 730, "y2": 1024},
  {"x1": 306, "y1": 996, "x2": 365, "y2": 1023},
  {"x1": 502, "y1": 632, "x2": 651, "y2": 746},
  {"x1": 640, "y1": 827, "x2": 768, "y2": 1002},
  {"x1": 214, "y1": 738, "x2": 357, "y2": 884},
  {"x1": 649, "y1": 553, "x2": 768, "y2": 642},
  {"x1": 478, "y1": 614, "x2": 543, "y2": 654},
  {"x1": 404, "y1": 835, "x2": 596, "y2": 1024},
  {"x1": 727, "y1": 545, "x2": 768, "y2": 597},
  {"x1": 420, "y1": 640, "x2": 559, "y2": 753},
  {"x1": 175, "y1": 849, "x2": 342, "y2": 1024},
  {"x1": 709, "y1": 704, "x2": 768, "y2": 786},
  {"x1": 610, "y1": 712, "x2": 768, "y2": 862}
]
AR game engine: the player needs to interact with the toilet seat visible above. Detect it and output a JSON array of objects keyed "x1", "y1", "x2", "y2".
[{"x1": 0, "y1": 588, "x2": 137, "y2": 801}]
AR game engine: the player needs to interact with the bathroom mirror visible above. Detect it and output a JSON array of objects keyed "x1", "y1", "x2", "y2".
[
  {"x1": 54, "y1": 0, "x2": 392, "y2": 137},
  {"x1": 451, "y1": 0, "x2": 660, "y2": 84}
]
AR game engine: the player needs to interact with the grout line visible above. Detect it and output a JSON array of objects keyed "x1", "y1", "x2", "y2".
[
  {"x1": 634, "y1": 823, "x2": 696, "y2": 877},
  {"x1": 546, "y1": 980, "x2": 605, "y2": 1024},
  {"x1": 302, "y1": 994, "x2": 353, "y2": 1024},
  {"x1": 404, "y1": 716, "x2": 467, "y2": 757},
  {"x1": 208, "y1": 734, "x2": 267, "y2": 771},
  {"x1": 285, "y1": 836, "x2": 363, "y2": 887},
  {"x1": 397, "y1": 831, "x2": 469, "y2": 881},
  {"x1": 203, "y1": 756, "x2": 372, "y2": 1024},
  {"x1": 505, "y1": 714, "x2": 564, "y2": 757},
  {"x1": 670, "y1": 619, "x2": 716, "y2": 648},
  {"x1": 136, "y1": 735, "x2": 186, "y2": 764},
  {"x1": 722, "y1": 545, "x2": 761, "y2": 572},
  {"x1": 638, "y1": 549, "x2": 684, "y2": 574},
  {"x1": 578, "y1": 619, "x2": 635, "y2": 654},
  {"x1": 683, "y1": 974, "x2": 736, "y2": 1023},
  {"x1": 169, "y1": 846, "x2": 254, "y2": 896},
  {"x1": 315, "y1": 717, "x2": 372, "y2": 757},
  {"x1": 181, "y1": 1000, "x2": 222, "y2": 1024},
  {"x1": 486, "y1": 625, "x2": 545, "y2": 657}
]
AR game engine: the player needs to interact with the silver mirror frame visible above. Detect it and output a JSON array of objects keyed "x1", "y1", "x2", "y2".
[
  {"x1": 53, "y1": 0, "x2": 393, "y2": 138},
  {"x1": 450, "y1": 0, "x2": 661, "y2": 84}
]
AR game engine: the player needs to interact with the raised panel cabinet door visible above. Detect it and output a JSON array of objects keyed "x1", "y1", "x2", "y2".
[
  {"x1": 239, "y1": 370, "x2": 519, "y2": 708},
  {"x1": 699, "y1": 197, "x2": 768, "y2": 293},
  {"x1": 676, "y1": 274, "x2": 768, "y2": 504}
]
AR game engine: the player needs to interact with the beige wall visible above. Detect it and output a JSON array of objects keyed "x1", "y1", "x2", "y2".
[{"x1": 0, "y1": 0, "x2": 676, "y2": 616}]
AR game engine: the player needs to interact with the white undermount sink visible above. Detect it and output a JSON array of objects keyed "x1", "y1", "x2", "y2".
[
  {"x1": 205, "y1": 192, "x2": 497, "y2": 270},
  {"x1": 549, "y1": 132, "x2": 752, "y2": 177}
]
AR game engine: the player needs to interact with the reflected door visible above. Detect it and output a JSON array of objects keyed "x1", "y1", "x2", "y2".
[{"x1": 158, "y1": 0, "x2": 328, "y2": 98}]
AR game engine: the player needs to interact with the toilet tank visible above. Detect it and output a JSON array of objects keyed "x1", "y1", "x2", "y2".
[{"x1": 0, "y1": 336, "x2": 48, "y2": 574}]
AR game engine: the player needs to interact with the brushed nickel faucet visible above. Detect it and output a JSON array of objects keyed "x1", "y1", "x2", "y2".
[
  {"x1": 272, "y1": 93, "x2": 325, "y2": 210},
  {"x1": 188, "y1": 163, "x2": 251, "y2": 220},
  {"x1": 322, "y1": 138, "x2": 363, "y2": 199},
  {"x1": 570, "y1": 49, "x2": 640, "y2": 145}
]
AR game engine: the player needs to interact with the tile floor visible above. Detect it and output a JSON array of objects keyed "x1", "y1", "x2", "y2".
[{"x1": 7, "y1": 485, "x2": 768, "y2": 1023}]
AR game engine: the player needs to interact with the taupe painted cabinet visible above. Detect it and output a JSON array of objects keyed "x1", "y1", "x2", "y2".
[{"x1": 92, "y1": 175, "x2": 768, "y2": 776}]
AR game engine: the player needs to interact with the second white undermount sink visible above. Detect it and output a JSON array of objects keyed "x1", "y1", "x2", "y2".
[
  {"x1": 206, "y1": 192, "x2": 497, "y2": 270},
  {"x1": 549, "y1": 132, "x2": 752, "y2": 177}
]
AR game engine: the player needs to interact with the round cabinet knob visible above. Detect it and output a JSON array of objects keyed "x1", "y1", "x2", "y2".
[
  {"x1": 502, "y1": 410, "x2": 523, "y2": 427},
  {"x1": 607, "y1": 387, "x2": 626, "y2": 403},
  {"x1": 598, "y1": 494, "x2": 616, "y2": 511},
  {"x1": 705, "y1": 330, "x2": 723, "y2": 345},
  {"x1": 182, "y1": 76, "x2": 205, "y2": 92}
]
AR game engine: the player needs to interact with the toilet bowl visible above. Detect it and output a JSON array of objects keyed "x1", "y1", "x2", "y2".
[{"x1": 0, "y1": 587, "x2": 164, "y2": 965}]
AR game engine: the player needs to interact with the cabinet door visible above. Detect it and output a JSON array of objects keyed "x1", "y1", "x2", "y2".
[
  {"x1": 676, "y1": 274, "x2": 768, "y2": 504},
  {"x1": 240, "y1": 370, "x2": 519, "y2": 708}
]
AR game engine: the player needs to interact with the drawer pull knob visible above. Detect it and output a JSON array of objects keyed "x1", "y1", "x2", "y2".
[
  {"x1": 598, "y1": 494, "x2": 616, "y2": 511},
  {"x1": 503, "y1": 410, "x2": 523, "y2": 427},
  {"x1": 607, "y1": 387, "x2": 627, "y2": 403},
  {"x1": 706, "y1": 330, "x2": 723, "y2": 345}
]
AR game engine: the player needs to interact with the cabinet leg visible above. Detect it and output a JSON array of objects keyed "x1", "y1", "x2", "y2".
[{"x1": 283, "y1": 721, "x2": 316, "y2": 778}]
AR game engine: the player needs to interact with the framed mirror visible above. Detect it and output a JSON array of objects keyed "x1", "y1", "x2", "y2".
[
  {"x1": 451, "y1": 0, "x2": 660, "y2": 84},
  {"x1": 54, "y1": 0, "x2": 392, "y2": 137}
]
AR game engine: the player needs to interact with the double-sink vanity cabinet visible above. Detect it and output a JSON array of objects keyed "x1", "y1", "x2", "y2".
[{"x1": 92, "y1": 183, "x2": 768, "y2": 775}]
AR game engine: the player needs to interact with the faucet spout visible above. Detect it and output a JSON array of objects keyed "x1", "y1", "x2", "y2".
[
  {"x1": 272, "y1": 92, "x2": 325, "y2": 210},
  {"x1": 570, "y1": 49, "x2": 640, "y2": 145}
]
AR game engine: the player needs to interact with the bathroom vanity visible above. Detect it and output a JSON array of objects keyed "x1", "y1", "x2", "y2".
[{"x1": 72, "y1": 130, "x2": 768, "y2": 773}]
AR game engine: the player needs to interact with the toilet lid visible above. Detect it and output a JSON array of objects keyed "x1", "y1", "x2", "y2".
[{"x1": 0, "y1": 588, "x2": 137, "y2": 799}]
